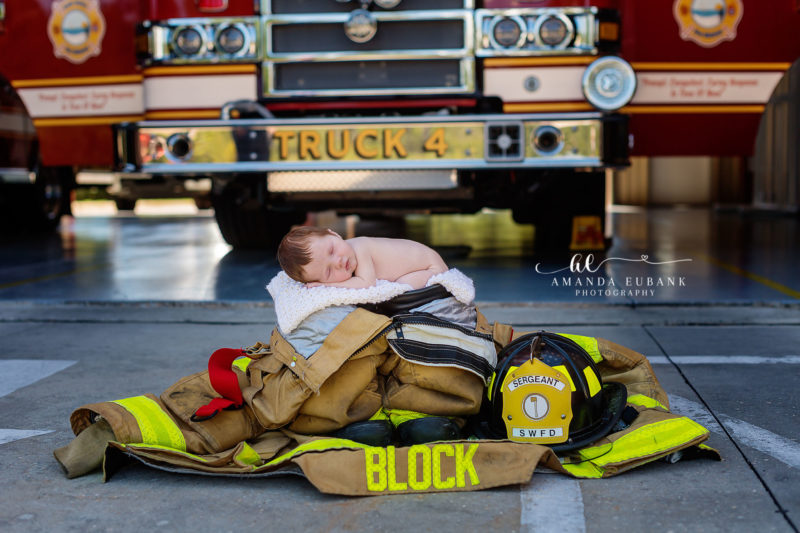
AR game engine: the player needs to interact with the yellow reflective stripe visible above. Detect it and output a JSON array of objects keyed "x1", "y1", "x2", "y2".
[
  {"x1": 583, "y1": 366, "x2": 602, "y2": 397},
  {"x1": 576, "y1": 417, "x2": 708, "y2": 467},
  {"x1": 369, "y1": 408, "x2": 390, "y2": 421},
  {"x1": 121, "y1": 442, "x2": 208, "y2": 462},
  {"x1": 112, "y1": 396, "x2": 186, "y2": 452},
  {"x1": 387, "y1": 409, "x2": 431, "y2": 427},
  {"x1": 627, "y1": 394, "x2": 669, "y2": 410},
  {"x1": 560, "y1": 458, "x2": 605, "y2": 478},
  {"x1": 259, "y1": 437, "x2": 373, "y2": 470},
  {"x1": 555, "y1": 333, "x2": 603, "y2": 364},
  {"x1": 234, "y1": 443, "x2": 262, "y2": 467},
  {"x1": 488, "y1": 365, "x2": 518, "y2": 399},
  {"x1": 232, "y1": 357, "x2": 251, "y2": 372},
  {"x1": 551, "y1": 365, "x2": 576, "y2": 391}
]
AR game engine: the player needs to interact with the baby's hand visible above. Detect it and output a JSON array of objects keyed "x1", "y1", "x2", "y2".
[{"x1": 305, "y1": 281, "x2": 324, "y2": 288}]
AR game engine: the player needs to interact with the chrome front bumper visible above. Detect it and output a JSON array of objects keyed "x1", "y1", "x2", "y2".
[{"x1": 115, "y1": 113, "x2": 628, "y2": 177}]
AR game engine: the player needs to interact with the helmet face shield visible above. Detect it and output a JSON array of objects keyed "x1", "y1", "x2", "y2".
[{"x1": 487, "y1": 331, "x2": 627, "y2": 452}]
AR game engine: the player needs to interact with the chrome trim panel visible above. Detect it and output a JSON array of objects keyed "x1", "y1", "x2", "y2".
[
  {"x1": 136, "y1": 113, "x2": 602, "y2": 127},
  {"x1": 133, "y1": 159, "x2": 604, "y2": 174},
  {"x1": 143, "y1": 17, "x2": 260, "y2": 64},
  {"x1": 264, "y1": 58, "x2": 474, "y2": 97},
  {"x1": 262, "y1": 9, "x2": 474, "y2": 96},
  {"x1": 0, "y1": 168, "x2": 35, "y2": 184},
  {"x1": 475, "y1": 8, "x2": 598, "y2": 57}
]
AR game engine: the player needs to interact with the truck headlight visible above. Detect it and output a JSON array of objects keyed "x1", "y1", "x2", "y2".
[
  {"x1": 582, "y1": 56, "x2": 636, "y2": 111},
  {"x1": 535, "y1": 14, "x2": 573, "y2": 48},
  {"x1": 216, "y1": 24, "x2": 245, "y2": 55},
  {"x1": 490, "y1": 16, "x2": 526, "y2": 48},
  {"x1": 173, "y1": 26, "x2": 205, "y2": 56}
]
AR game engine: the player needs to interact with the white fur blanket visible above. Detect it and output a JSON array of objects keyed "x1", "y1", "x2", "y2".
[{"x1": 266, "y1": 268, "x2": 475, "y2": 334}]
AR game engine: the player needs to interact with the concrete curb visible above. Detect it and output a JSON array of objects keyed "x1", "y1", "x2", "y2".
[{"x1": 0, "y1": 300, "x2": 798, "y2": 326}]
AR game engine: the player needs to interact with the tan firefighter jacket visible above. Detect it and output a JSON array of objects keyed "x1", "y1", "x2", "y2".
[{"x1": 67, "y1": 297, "x2": 719, "y2": 495}]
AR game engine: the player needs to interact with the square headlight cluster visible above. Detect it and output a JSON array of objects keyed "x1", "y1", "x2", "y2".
[
  {"x1": 476, "y1": 8, "x2": 601, "y2": 56},
  {"x1": 140, "y1": 18, "x2": 259, "y2": 64}
]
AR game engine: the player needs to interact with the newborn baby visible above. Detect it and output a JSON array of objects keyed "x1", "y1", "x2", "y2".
[{"x1": 277, "y1": 226, "x2": 448, "y2": 290}]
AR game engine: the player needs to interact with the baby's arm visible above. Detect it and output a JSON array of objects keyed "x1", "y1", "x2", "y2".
[
  {"x1": 394, "y1": 265, "x2": 447, "y2": 290},
  {"x1": 307, "y1": 242, "x2": 377, "y2": 289}
]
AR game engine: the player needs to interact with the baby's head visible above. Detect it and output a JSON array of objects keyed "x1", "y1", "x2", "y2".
[{"x1": 277, "y1": 226, "x2": 356, "y2": 283}]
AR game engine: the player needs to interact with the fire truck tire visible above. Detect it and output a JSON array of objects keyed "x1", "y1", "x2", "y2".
[
  {"x1": 512, "y1": 170, "x2": 608, "y2": 255},
  {"x1": 114, "y1": 199, "x2": 137, "y2": 211},
  {"x1": 1, "y1": 164, "x2": 74, "y2": 233},
  {"x1": 211, "y1": 178, "x2": 305, "y2": 249}
]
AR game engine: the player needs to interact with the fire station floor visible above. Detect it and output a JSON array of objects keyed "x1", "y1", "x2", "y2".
[{"x1": 0, "y1": 204, "x2": 798, "y2": 532}]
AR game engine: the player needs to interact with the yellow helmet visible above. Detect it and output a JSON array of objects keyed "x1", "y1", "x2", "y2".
[{"x1": 485, "y1": 331, "x2": 627, "y2": 452}]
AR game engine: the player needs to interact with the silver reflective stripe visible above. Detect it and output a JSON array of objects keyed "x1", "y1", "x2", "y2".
[{"x1": 387, "y1": 321, "x2": 497, "y2": 379}]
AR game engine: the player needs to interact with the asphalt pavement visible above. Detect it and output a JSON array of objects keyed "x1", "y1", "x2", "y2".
[{"x1": 1, "y1": 300, "x2": 798, "y2": 533}]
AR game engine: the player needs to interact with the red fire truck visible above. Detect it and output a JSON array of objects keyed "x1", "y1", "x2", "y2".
[{"x1": 1, "y1": 0, "x2": 798, "y2": 249}]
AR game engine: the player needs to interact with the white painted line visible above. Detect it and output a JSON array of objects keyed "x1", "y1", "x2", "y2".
[
  {"x1": 521, "y1": 473, "x2": 585, "y2": 533},
  {"x1": 0, "y1": 360, "x2": 76, "y2": 397},
  {"x1": 670, "y1": 395, "x2": 800, "y2": 470},
  {"x1": 0, "y1": 429, "x2": 54, "y2": 445},
  {"x1": 0, "y1": 360, "x2": 75, "y2": 446},
  {"x1": 649, "y1": 355, "x2": 800, "y2": 365}
]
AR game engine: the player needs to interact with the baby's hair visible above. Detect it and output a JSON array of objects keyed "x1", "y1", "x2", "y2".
[{"x1": 277, "y1": 226, "x2": 332, "y2": 282}]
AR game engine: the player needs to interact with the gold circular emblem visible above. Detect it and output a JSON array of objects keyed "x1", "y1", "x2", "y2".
[
  {"x1": 673, "y1": 0, "x2": 743, "y2": 48},
  {"x1": 522, "y1": 393, "x2": 550, "y2": 420},
  {"x1": 47, "y1": 0, "x2": 107, "y2": 64}
]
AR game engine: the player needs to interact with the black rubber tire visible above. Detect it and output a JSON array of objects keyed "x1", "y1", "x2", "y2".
[
  {"x1": 114, "y1": 198, "x2": 137, "y2": 211},
  {"x1": 512, "y1": 170, "x2": 607, "y2": 255},
  {"x1": 211, "y1": 177, "x2": 305, "y2": 249},
  {"x1": 1, "y1": 164, "x2": 74, "y2": 234},
  {"x1": 193, "y1": 196, "x2": 213, "y2": 210}
]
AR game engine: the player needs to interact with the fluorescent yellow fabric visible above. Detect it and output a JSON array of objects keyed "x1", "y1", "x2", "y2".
[
  {"x1": 561, "y1": 416, "x2": 708, "y2": 478},
  {"x1": 583, "y1": 366, "x2": 602, "y2": 397},
  {"x1": 554, "y1": 333, "x2": 603, "y2": 364},
  {"x1": 234, "y1": 443, "x2": 262, "y2": 466},
  {"x1": 112, "y1": 396, "x2": 186, "y2": 452},
  {"x1": 627, "y1": 394, "x2": 668, "y2": 410},
  {"x1": 552, "y1": 364, "x2": 577, "y2": 391},
  {"x1": 386, "y1": 409, "x2": 431, "y2": 427},
  {"x1": 232, "y1": 357, "x2": 251, "y2": 372},
  {"x1": 119, "y1": 442, "x2": 208, "y2": 462},
  {"x1": 259, "y1": 437, "x2": 372, "y2": 470},
  {"x1": 369, "y1": 408, "x2": 390, "y2": 421}
]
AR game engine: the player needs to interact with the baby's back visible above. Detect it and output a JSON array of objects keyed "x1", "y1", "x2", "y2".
[{"x1": 351, "y1": 237, "x2": 447, "y2": 282}]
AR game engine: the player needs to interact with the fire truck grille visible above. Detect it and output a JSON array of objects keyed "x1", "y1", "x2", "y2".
[
  {"x1": 273, "y1": 60, "x2": 463, "y2": 92},
  {"x1": 269, "y1": 0, "x2": 466, "y2": 14},
  {"x1": 263, "y1": 2, "x2": 473, "y2": 96},
  {"x1": 271, "y1": 20, "x2": 465, "y2": 54}
]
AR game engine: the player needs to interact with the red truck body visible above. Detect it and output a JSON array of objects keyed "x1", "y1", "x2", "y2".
[{"x1": 1, "y1": 0, "x2": 798, "y2": 246}]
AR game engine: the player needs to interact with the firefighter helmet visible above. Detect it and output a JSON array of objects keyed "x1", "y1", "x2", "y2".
[{"x1": 485, "y1": 331, "x2": 627, "y2": 452}]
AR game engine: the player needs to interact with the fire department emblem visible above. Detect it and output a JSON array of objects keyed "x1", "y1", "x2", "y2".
[
  {"x1": 673, "y1": 0, "x2": 743, "y2": 48},
  {"x1": 47, "y1": 0, "x2": 106, "y2": 64}
]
